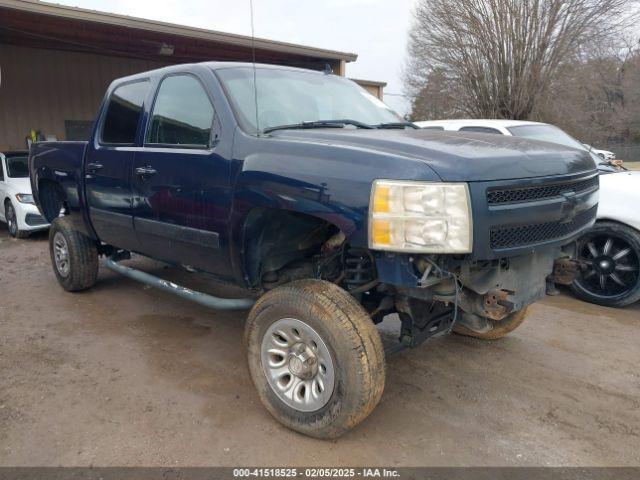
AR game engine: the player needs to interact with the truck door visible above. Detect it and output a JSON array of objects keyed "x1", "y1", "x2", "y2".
[
  {"x1": 85, "y1": 80, "x2": 150, "y2": 251},
  {"x1": 131, "y1": 73, "x2": 233, "y2": 279}
]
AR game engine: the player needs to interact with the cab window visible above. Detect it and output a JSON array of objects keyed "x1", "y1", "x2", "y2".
[
  {"x1": 146, "y1": 75, "x2": 215, "y2": 147},
  {"x1": 100, "y1": 80, "x2": 150, "y2": 145}
]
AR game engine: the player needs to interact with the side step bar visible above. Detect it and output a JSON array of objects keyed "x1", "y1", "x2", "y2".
[{"x1": 104, "y1": 257, "x2": 256, "y2": 311}]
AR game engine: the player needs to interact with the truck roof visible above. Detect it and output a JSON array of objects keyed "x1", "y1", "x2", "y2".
[{"x1": 111, "y1": 62, "x2": 331, "y2": 85}]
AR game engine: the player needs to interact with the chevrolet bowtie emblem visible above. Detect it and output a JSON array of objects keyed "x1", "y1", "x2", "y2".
[{"x1": 559, "y1": 190, "x2": 579, "y2": 223}]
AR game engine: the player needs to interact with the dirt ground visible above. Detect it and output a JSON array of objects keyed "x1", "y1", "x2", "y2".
[{"x1": 1, "y1": 228, "x2": 639, "y2": 467}]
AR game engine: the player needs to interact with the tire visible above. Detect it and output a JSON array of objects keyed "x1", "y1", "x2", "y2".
[
  {"x1": 453, "y1": 307, "x2": 530, "y2": 340},
  {"x1": 245, "y1": 279, "x2": 385, "y2": 439},
  {"x1": 49, "y1": 216, "x2": 99, "y2": 292},
  {"x1": 571, "y1": 221, "x2": 640, "y2": 307},
  {"x1": 4, "y1": 200, "x2": 28, "y2": 239}
]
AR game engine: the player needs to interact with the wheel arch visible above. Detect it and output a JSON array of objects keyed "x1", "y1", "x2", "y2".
[
  {"x1": 3, "y1": 195, "x2": 13, "y2": 218},
  {"x1": 37, "y1": 178, "x2": 67, "y2": 223},
  {"x1": 594, "y1": 217, "x2": 640, "y2": 235},
  {"x1": 238, "y1": 206, "x2": 343, "y2": 289}
]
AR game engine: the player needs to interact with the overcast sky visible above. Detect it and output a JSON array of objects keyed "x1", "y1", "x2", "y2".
[{"x1": 53, "y1": 0, "x2": 418, "y2": 114}]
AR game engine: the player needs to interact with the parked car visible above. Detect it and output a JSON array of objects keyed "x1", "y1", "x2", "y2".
[
  {"x1": 0, "y1": 151, "x2": 49, "y2": 238},
  {"x1": 30, "y1": 63, "x2": 597, "y2": 438},
  {"x1": 583, "y1": 144, "x2": 616, "y2": 161},
  {"x1": 416, "y1": 119, "x2": 639, "y2": 306},
  {"x1": 415, "y1": 119, "x2": 620, "y2": 168}
]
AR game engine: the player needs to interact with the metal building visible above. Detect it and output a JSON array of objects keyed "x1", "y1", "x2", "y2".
[{"x1": 0, "y1": 0, "x2": 382, "y2": 150}]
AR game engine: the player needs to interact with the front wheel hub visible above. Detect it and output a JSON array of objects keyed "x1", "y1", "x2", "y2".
[
  {"x1": 594, "y1": 257, "x2": 614, "y2": 274},
  {"x1": 261, "y1": 318, "x2": 335, "y2": 412},
  {"x1": 288, "y1": 343, "x2": 318, "y2": 379}
]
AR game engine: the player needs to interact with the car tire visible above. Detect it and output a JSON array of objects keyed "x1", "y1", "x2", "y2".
[
  {"x1": 4, "y1": 200, "x2": 29, "y2": 239},
  {"x1": 245, "y1": 279, "x2": 385, "y2": 439},
  {"x1": 453, "y1": 307, "x2": 530, "y2": 340},
  {"x1": 49, "y1": 216, "x2": 99, "y2": 292},
  {"x1": 571, "y1": 221, "x2": 640, "y2": 307}
]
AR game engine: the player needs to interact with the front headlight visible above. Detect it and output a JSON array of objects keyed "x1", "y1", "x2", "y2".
[
  {"x1": 15, "y1": 193, "x2": 35, "y2": 204},
  {"x1": 369, "y1": 180, "x2": 472, "y2": 253}
]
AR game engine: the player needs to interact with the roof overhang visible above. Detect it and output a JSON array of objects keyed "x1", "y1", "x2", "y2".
[
  {"x1": 349, "y1": 78, "x2": 387, "y2": 88},
  {"x1": 0, "y1": 0, "x2": 357, "y2": 68}
]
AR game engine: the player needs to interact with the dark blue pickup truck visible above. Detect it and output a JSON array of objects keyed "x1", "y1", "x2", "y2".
[{"x1": 29, "y1": 62, "x2": 598, "y2": 438}]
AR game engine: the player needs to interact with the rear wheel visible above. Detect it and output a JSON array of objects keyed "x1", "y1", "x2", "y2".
[
  {"x1": 245, "y1": 279, "x2": 385, "y2": 439},
  {"x1": 49, "y1": 217, "x2": 99, "y2": 292},
  {"x1": 453, "y1": 307, "x2": 530, "y2": 340},
  {"x1": 571, "y1": 222, "x2": 640, "y2": 307}
]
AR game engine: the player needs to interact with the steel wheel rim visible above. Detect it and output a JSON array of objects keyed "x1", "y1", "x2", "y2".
[
  {"x1": 575, "y1": 232, "x2": 639, "y2": 299},
  {"x1": 261, "y1": 317, "x2": 335, "y2": 412},
  {"x1": 6, "y1": 204, "x2": 17, "y2": 235},
  {"x1": 53, "y1": 232, "x2": 71, "y2": 278}
]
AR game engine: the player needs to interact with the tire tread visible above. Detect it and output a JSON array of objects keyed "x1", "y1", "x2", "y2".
[
  {"x1": 245, "y1": 279, "x2": 385, "y2": 439},
  {"x1": 49, "y1": 217, "x2": 98, "y2": 292}
]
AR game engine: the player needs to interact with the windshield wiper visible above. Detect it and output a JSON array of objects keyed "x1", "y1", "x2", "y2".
[
  {"x1": 263, "y1": 119, "x2": 374, "y2": 134},
  {"x1": 374, "y1": 121, "x2": 419, "y2": 129}
]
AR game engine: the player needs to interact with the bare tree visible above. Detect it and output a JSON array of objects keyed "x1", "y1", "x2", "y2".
[
  {"x1": 533, "y1": 38, "x2": 640, "y2": 145},
  {"x1": 405, "y1": 0, "x2": 639, "y2": 120},
  {"x1": 409, "y1": 68, "x2": 464, "y2": 120}
]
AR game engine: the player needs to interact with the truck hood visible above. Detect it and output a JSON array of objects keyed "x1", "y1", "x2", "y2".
[{"x1": 272, "y1": 129, "x2": 596, "y2": 181}]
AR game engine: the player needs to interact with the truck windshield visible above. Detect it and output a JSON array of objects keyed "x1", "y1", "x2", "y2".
[
  {"x1": 6, "y1": 156, "x2": 29, "y2": 178},
  {"x1": 216, "y1": 67, "x2": 402, "y2": 134},
  {"x1": 507, "y1": 124, "x2": 585, "y2": 150}
]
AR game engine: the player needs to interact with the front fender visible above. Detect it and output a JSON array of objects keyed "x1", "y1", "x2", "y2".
[
  {"x1": 228, "y1": 166, "x2": 367, "y2": 288},
  {"x1": 226, "y1": 132, "x2": 442, "y2": 287}
]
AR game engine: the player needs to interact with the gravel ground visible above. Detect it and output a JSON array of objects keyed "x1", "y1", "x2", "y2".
[{"x1": 1, "y1": 228, "x2": 639, "y2": 467}]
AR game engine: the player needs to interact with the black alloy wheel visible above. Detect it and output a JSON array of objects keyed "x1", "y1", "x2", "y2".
[{"x1": 572, "y1": 222, "x2": 640, "y2": 307}]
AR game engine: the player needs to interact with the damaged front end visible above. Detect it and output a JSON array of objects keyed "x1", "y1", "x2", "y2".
[{"x1": 375, "y1": 247, "x2": 581, "y2": 349}]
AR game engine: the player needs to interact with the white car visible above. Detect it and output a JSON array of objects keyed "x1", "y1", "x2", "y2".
[
  {"x1": 416, "y1": 119, "x2": 640, "y2": 307},
  {"x1": 571, "y1": 170, "x2": 640, "y2": 307},
  {"x1": 416, "y1": 119, "x2": 619, "y2": 171},
  {"x1": 583, "y1": 144, "x2": 616, "y2": 161},
  {"x1": 416, "y1": 119, "x2": 601, "y2": 153},
  {"x1": 0, "y1": 151, "x2": 50, "y2": 238}
]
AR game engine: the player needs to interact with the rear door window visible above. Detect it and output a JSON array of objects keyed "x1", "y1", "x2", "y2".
[
  {"x1": 146, "y1": 75, "x2": 215, "y2": 147},
  {"x1": 100, "y1": 80, "x2": 150, "y2": 145}
]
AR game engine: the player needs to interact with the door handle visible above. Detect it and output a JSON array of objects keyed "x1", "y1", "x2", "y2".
[
  {"x1": 135, "y1": 166, "x2": 157, "y2": 178},
  {"x1": 86, "y1": 162, "x2": 103, "y2": 173}
]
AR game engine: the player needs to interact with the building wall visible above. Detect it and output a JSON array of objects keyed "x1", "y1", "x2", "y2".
[
  {"x1": 0, "y1": 44, "x2": 382, "y2": 150},
  {"x1": 0, "y1": 44, "x2": 167, "y2": 150}
]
